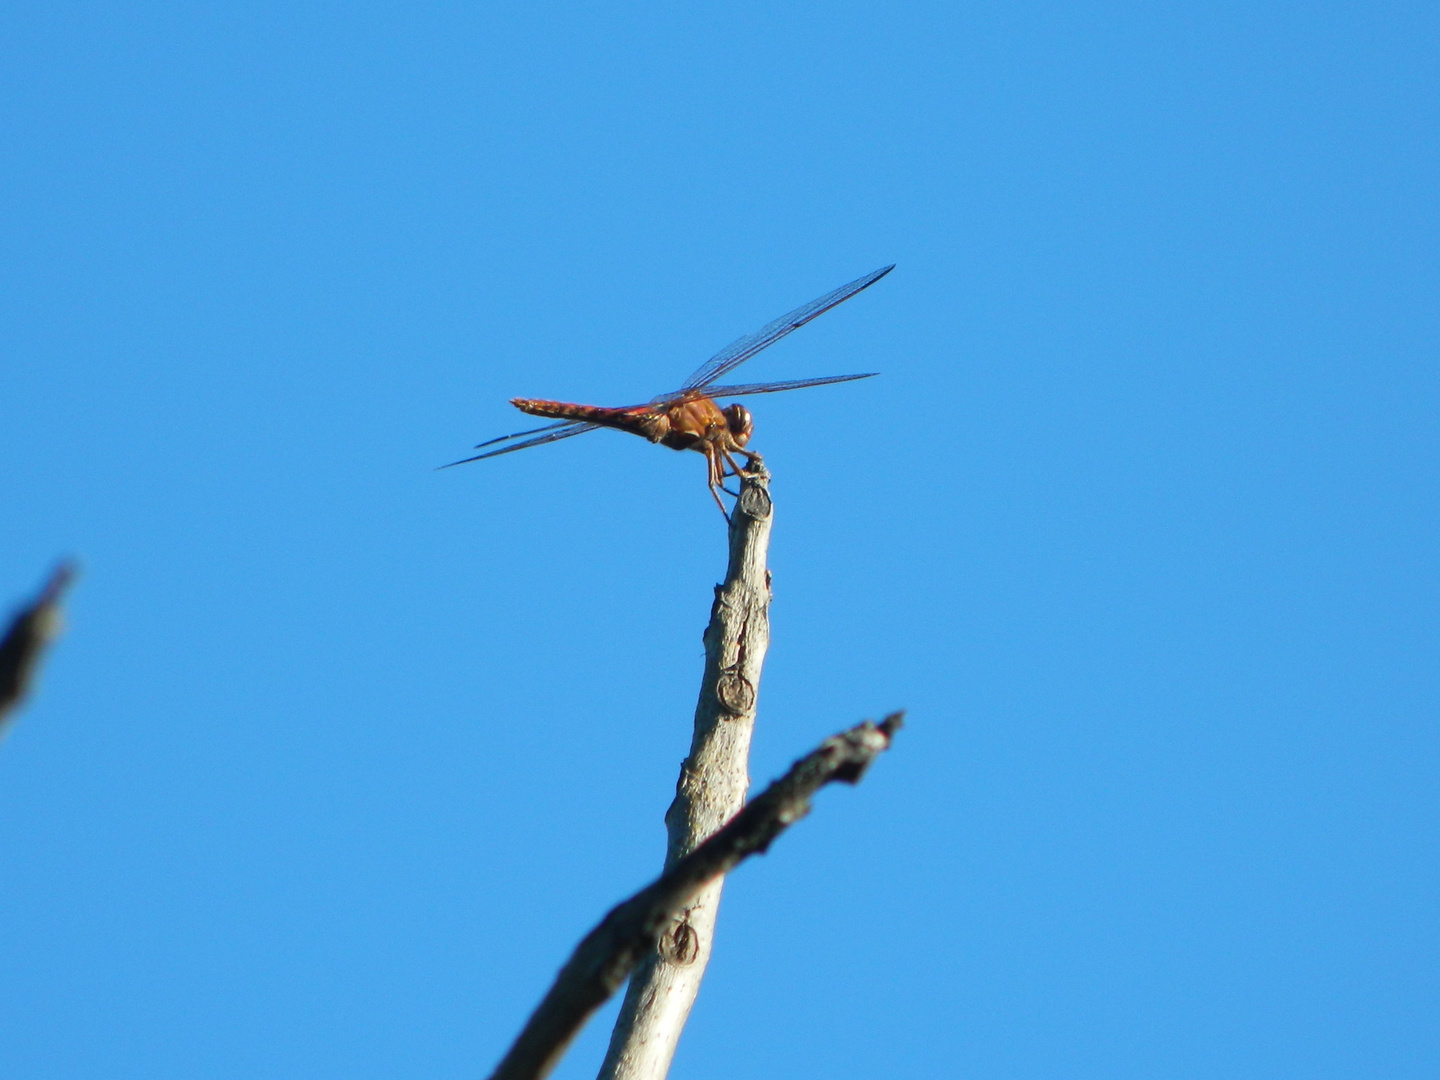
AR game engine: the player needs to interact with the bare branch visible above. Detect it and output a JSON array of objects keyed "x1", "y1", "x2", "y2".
[
  {"x1": 0, "y1": 562, "x2": 77, "y2": 732},
  {"x1": 598, "y1": 464, "x2": 776, "y2": 1080},
  {"x1": 485, "y1": 712, "x2": 904, "y2": 1080}
]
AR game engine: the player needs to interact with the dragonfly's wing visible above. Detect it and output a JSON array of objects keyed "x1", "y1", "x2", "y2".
[
  {"x1": 704, "y1": 373, "x2": 879, "y2": 398},
  {"x1": 439, "y1": 421, "x2": 601, "y2": 469},
  {"x1": 472, "y1": 418, "x2": 578, "y2": 449},
  {"x1": 678, "y1": 265, "x2": 894, "y2": 392}
]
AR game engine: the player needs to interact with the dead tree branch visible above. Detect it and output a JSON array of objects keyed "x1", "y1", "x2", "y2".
[
  {"x1": 485, "y1": 712, "x2": 903, "y2": 1080},
  {"x1": 0, "y1": 562, "x2": 77, "y2": 732},
  {"x1": 597, "y1": 464, "x2": 776, "y2": 1080}
]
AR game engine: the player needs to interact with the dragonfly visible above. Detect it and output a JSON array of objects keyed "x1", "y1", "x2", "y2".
[{"x1": 444, "y1": 264, "x2": 894, "y2": 517}]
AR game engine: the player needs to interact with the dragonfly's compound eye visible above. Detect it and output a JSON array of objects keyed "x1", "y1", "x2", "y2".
[{"x1": 724, "y1": 404, "x2": 753, "y2": 445}]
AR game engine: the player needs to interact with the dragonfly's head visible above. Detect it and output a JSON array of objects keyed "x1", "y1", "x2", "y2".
[{"x1": 723, "y1": 404, "x2": 753, "y2": 447}]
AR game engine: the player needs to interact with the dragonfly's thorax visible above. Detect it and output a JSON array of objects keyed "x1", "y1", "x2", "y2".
[{"x1": 652, "y1": 395, "x2": 728, "y2": 452}]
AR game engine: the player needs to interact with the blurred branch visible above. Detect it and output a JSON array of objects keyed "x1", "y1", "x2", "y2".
[
  {"x1": 598, "y1": 464, "x2": 776, "y2": 1080},
  {"x1": 0, "y1": 562, "x2": 77, "y2": 732},
  {"x1": 485, "y1": 712, "x2": 903, "y2": 1080}
]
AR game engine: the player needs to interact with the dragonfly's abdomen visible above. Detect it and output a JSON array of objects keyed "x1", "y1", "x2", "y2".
[
  {"x1": 512, "y1": 398, "x2": 667, "y2": 443},
  {"x1": 512, "y1": 398, "x2": 607, "y2": 422}
]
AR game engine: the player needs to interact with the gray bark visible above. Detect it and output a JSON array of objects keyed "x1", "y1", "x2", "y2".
[
  {"x1": 596, "y1": 466, "x2": 776, "y2": 1080},
  {"x1": 0, "y1": 562, "x2": 76, "y2": 733},
  {"x1": 484, "y1": 712, "x2": 904, "y2": 1080}
]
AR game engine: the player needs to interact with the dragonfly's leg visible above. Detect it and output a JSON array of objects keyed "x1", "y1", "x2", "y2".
[
  {"x1": 706, "y1": 447, "x2": 732, "y2": 522},
  {"x1": 709, "y1": 481, "x2": 732, "y2": 520},
  {"x1": 713, "y1": 450, "x2": 751, "y2": 499},
  {"x1": 726, "y1": 444, "x2": 763, "y2": 474},
  {"x1": 721, "y1": 447, "x2": 752, "y2": 484}
]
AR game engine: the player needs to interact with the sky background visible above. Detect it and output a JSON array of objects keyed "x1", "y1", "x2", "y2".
[{"x1": 2, "y1": 2, "x2": 1437, "y2": 1077}]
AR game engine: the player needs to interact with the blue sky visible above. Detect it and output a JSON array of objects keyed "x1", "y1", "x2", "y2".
[{"x1": 2, "y1": 2, "x2": 1436, "y2": 1077}]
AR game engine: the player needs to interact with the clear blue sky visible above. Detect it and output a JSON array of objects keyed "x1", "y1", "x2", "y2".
[{"x1": 2, "y1": 3, "x2": 1436, "y2": 1077}]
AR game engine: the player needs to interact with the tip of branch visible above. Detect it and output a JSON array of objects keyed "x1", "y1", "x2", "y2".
[
  {"x1": 732, "y1": 467, "x2": 773, "y2": 523},
  {"x1": 829, "y1": 712, "x2": 904, "y2": 784},
  {"x1": 877, "y1": 710, "x2": 905, "y2": 741},
  {"x1": 1, "y1": 560, "x2": 80, "y2": 725},
  {"x1": 40, "y1": 561, "x2": 79, "y2": 605}
]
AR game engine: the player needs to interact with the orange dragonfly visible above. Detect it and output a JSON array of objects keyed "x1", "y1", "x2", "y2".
[{"x1": 444, "y1": 265, "x2": 893, "y2": 516}]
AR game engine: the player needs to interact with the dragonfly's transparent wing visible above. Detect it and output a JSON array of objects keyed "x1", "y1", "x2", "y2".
[
  {"x1": 679, "y1": 265, "x2": 894, "y2": 392},
  {"x1": 472, "y1": 418, "x2": 577, "y2": 449},
  {"x1": 439, "y1": 421, "x2": 601, "y2": 469},
  {"x1": 703, "y1": 373, "x2": 879, "y2": 398}
]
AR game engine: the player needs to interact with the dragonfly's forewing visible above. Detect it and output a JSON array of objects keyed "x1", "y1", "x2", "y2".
[
  {"x1": 703, "y1": 373, "x2": 879, "y2": 398},
  {"x1": 678, "y1": 265, "x2": 894, "y2": 392}
]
